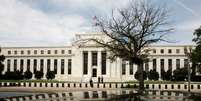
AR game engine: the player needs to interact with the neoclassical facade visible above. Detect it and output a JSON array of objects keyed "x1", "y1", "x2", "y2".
[{"x1": 0, "y1": 33, "x2": 193, "y2": 82}]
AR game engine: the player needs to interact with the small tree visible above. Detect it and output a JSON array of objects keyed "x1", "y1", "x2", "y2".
[
  {"x1": 148, "y1": 69, "x2": 159, "y2": 81},
  {"x1": 0, "y1": 48, "x2": 5, "y2": 78},
  {"x1": 34, "y1": 70, "x2": 44, "y2": 80},
  {"x1": 46, "y1": 71, "x2": 55, "y2": 80},
  {"x1": 173, "y1": 67, "x2": 188, "y2": 81},
  {"x1": 24, "y1": 70, "x2": 33, "y2": 80}
]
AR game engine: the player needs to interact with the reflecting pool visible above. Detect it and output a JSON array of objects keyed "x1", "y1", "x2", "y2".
[{"x1": 0, "y1": 90, "x2": 195, "y2": 101}]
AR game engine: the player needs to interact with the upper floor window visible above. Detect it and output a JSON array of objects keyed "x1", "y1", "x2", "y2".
[
  {"x1": 54, "y1": 50, "x2": 58, "y2": 54},
  {"x1": 92, "y1": 52, "x2": 98, "y2": 66},
  {"x1": 68, "y1": 50, "x2": 72, "y2": 54},
  {"x1": 160, "y1": 49, "x2": 164, "y2": 54},
  {"x1": 27, "y1": 50, "x2": 31, "y2": 54},
  {"x1": 41, "y1": 50, "x2": 44, "y2": 54},
  {"x1": 8, "y1": 51, "x2": 11, "y2": 55},
  {"x1": 21, "y1": 50, "x2": 24, "y2": 54},
  {"x1": 34, "y1": 50, "x2": 37, "y2": 54},
  {"x1": 48, "y1": 50, "x2": 51, "y2": 54},
  {"x1": 176, "y1": 49, "x2": 180, "y2": 54},
  {"x1": 168, "y1": 49, "x2": 172, "y2": 54},
  {"x1": 14, "y1": 50, "x2": 17, "y2": 55},
  {"x1": 153, "y1": 49, "x2": 156, "y2": 54},
  {"x1": 61, "y1": 50, "x2": 65, "y2": 54}
]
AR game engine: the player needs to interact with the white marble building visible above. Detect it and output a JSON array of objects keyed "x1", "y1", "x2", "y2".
[{"x1": 0, "y1": 33, "x2": 193, "y2": 82}]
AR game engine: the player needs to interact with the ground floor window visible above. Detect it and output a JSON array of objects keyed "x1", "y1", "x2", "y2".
[{"x1": 92, "y1": 68, "x2": 97, "y2": 77}]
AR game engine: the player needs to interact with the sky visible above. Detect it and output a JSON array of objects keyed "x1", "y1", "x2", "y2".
[{"x1": 0, "y1": 0, "x2": 201, "y2": 47}]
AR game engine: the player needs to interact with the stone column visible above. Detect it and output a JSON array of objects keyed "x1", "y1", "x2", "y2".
[{"x1": 156, "y1": 59, "x2": 161, "y2": 79}]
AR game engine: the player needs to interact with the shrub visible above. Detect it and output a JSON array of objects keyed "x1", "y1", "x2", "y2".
[
  {"x1": 46, "y1": 71, "x2": 55, "y2": 80},
  {"x1": 24, "y1": 70, "x2": 33, "y2": 80},
  {"x1": 148, "y1": 69, "x2": 159, "y2": 81},
  {"x1": 172, "y1": 67, "x2": 187, "y2": 81},
  {"x1": 161, "y1": 69, "x2": 172, "y2": 81},
  {"x1": 34, "y1": 71, "x2": 44, "y2": 80},
  {"x1": 134, "y1": 70, "x2": 147, "y2": 81}
]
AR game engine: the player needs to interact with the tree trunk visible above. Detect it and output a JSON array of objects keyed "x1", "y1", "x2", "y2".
[{"x1": 138, "y1": 63, "x2": 144, "y2": 94}]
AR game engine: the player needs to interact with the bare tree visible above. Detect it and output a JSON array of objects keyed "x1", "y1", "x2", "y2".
[{"x1": 90, "y1": 1, "x2": 172, "y2": 93}]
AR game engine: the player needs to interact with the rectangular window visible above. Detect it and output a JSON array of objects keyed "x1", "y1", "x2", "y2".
[
  {"x1": 27, "y1": 59, "x2": 30, "y2": 71},
  {"x1": 122, "y1": 61, "x2": 126, "y2": 75},
  {"x1": 27, "y1": 50, "x2": 31, "y2": 55},
  {"x1": 20, "y1": 59, "x2": 24, "y2": 72},
  {"x1": 184, "y1": 59, "x2": 188, "y2": 68},
  {"x1": 168, "y1": 49, "x2": 172, "y2": 54},
  {"x1": 83, "y1": 52, "x2": 88, "y2": 75},
  {"x1": 61, "y1": 50, "x2": 65, "y2": 54},
  {"x1": 68, "y1": 50, "x2": 72, "y2": 54},
  {"x1": 92, "y1": 52, "x2": 97, "y2": 66},
  {"x1": 21, "y1": 51, "x2": 24, "y2": 55},
  {"x1": 34, "y1": 50, "x2": 37, "y2": 54},
  {"x1": 168, "y1": 59, "x2": 172, "y2": 71},
  {"x1": 41, "y1": 50, "x2": 44, "y2": 54},
  {"x1": 61, "y1": 59, "x2": 65, "y2": 74},
  {"x1": 153, "y1": 49, "x2": 156, "y2": 54},
  {"x1": 92, "y1": 68, "x2": 97, "y2": 77},
  {"x1": 176, "y1": 49, "x2": 180, "y2": 54},
  {"x1": 33, "y1": 59, "x2": 37, "y2": 73},
  {"x1": 47, "y1": 59, "x2": 51, "y2": 72},
  {"x1": 40, "y1": 59, "x2": 44, "y2": 72},
  {"x1": 176, "y1": 59, "x2": 180, "y2": 69},
  {"x1": 160, "y1": 49, "x2": 164, "y2": 54},
  {"x1": 14, "y1": 59, "x2": 17, "y2": 71},
  {"x1": 14, "y1": 51, "x2": 17, "y2": 55},
  {"x1": 101, "y1": 52, "x2": 107, "y2": 75},
  {"x1": 48, "y1": 50, "x2": 51, "y2": 54},
  {"x1": 54, "y1": 59, "x2": 57, "y2": 74},
  {"x1": 68, "y1": 59, "x2": 72, "y2": 74},
  {"x1": 160, "y1": 59, "x2": 164, "y2": 72},
  {"x1": 54, "y1": 50, "x2": 58, "y2": 54},
  {"x1": 8, "y1": 51, "x2": 11, "y2": 55},
  {"x1": 7, "y1": 59, "x2": 10, "y2": 71},
  {"x1": 153, "y1": 59, "x2": 157, "y2": 70},
  {"x1": 129, "y1": 62, "x2": 133, "y2": 75},
  {"x1": 145, "y1": 62, "x2": 149, "y2": 73}
]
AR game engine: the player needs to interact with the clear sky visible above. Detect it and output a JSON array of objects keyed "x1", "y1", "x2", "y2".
[{"x1": 0, "y1": 0, "x2": 201, "y2": 46}]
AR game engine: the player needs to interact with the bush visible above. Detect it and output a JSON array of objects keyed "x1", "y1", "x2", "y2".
[
  {"x1": 3, "y1": 70, "x2": 23, "y2": 80},
  {"x1": 161, "y1": 69, "x2": 172, "y2": 81},
  {"x1": 134, "y1": 70, "x2": 147, "y2": 81},
  {"x1": 172, "y1": 67, "x2": 187, "y2": 81},
  {"x1": 46, "y1": 71, "x2": 55, "y2": 80},
  {"x1": 34, "y1": 71, "x2": 44, "y2": 79},
  {"x1": 148, "y1": 69, "x2": 159, "y2": 81},
  {"x1": 24, "y1": 70, "x2": 33, "y2": 80}
]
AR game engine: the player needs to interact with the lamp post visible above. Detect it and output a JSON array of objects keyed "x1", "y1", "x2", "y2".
[{"x1": 188, "y1": 61, "x2": 192, "y2": 96}]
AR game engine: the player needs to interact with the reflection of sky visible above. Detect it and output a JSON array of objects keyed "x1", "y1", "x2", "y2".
[{"x1": 0, "y1": 0, "x2": 201, "y2": 46}]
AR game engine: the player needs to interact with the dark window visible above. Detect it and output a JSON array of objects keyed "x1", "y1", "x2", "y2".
[
  {"x1": 160, "y1": 59, "x2": 164, "y2": 72},
  {"x1": 8, "y1": 51, "x2": 11, "y2": 55},
  {"x1": 176, "y1": 49, "x2": 180, "y2": 53},
  {"x1": 40, "y1": 59, "x2": 44, "y2": 72},
  {"x1": 27, "y1": 50, "x2": 31, "y2": 55},
  {"x1": 54, "y1": 59, "x2": 57, "y2": 74},
  {"x1": 54, "y1": 50, "x2": 58, "y2": 54},
  {"x1": 27, "y1": 59, "x2": 30, "y2": 71},
  {"x1": 129, "y1": 62, "x2": 133, "y2": 75},
  {"x1": 153, "y1": 49, "x2": 156, "y2": 53},
  {"x1": 68, "y1": 59, "x2": 72, "y2": 74},
  {"x1": 122, "y1": 61, "x2": 126, "y2": 75},
  {"x1": 68, "y1": 50, "x2": 72, "y2": 54},
  {"x1": 176, "y1": 59, "x2": 180, "y2": 69},
  {"x1": 92, "y1": 52, "x2": 97, "y2": 66},
  {"x1": 7, "y1": 59, "x2": 10, "y2": 71},
  {"x1": 153, "y1": 59, "x2": 157, "y2": 70},
  {"x1": 83, "y1": 52, "x2": 88, "y2": 75},
  {"x1": 21, "y1": 51, "x2": 24, "y2": 54},
  {"x1": 101, "y1": 52, "x2": 106, "y2": 75},
  {"x1": 20, "y1": 59, "x2": 24, "y2": 72},
  {"x1": 14, "y1": 59, "x2": 17, "y2": 71},
  {"x1": 61, "y1": 59, "x2": 65, "y2": 74},
  {"x1": 33, "y1": 59, "x2": 37, "y2": 73},
  {"x1": 41, "y1": 50, "x2": 44, "y2": 54},
  {"x1": 14, "y1": 51, "x2": 17, "y2": 55},
  {"x1": 92, "y1": 68, "x2": 97, "y2": 77},
  {"x1": 168, "y1": 49, "x2": 172, "y2": 54},
  {"x1": 168, "y1": 59, "x2": 172, "y2": 71},
  {"x1": 47, "y1": 59, "x2": 51, "y2": 72},
  {"x1": 34, "y1": 50, "x2": 37, "y2": 54},
  {"x1": 48, "y1": 50, "x2": 51, "y2": 54},
  {"x1": 61, "y1": 50, "x2": 65, "y2": 54},
  {"x1": 160, "y1": 49, "x2": 164, "y2": 54}
]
